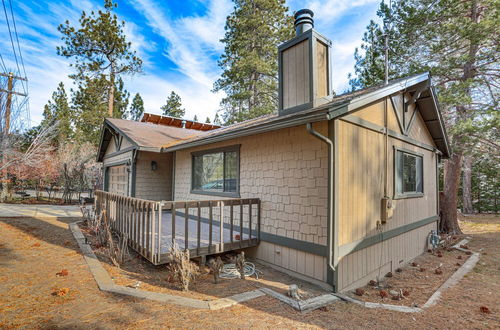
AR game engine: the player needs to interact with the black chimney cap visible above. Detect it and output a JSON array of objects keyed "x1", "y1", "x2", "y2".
[{"x1": 294, "y1": 9, "x2": 314, "y2": 36}]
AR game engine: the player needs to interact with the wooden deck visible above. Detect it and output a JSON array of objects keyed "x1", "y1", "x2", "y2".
[
  {"x1": 94, "y1": 191, "x2": 260, "y2": 265},
  {"x1": 155, "y1": 211, "x2": 258, "y2": 264}
]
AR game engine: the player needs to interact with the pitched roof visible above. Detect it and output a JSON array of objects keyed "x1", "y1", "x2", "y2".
[
  {"x1": 97, "y1": 118, "x2": 207, "y2": 161},
  {"x1": 159, "y1": 73, "x2": 450, "y2": 157},
  {"x1": 97, "y1": 72, "x2": 450, "y2": 161}
]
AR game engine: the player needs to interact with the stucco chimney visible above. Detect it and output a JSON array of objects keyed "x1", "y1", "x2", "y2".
[{"x1": 278, "y1": 9, "x2": 332, "y2": 115}]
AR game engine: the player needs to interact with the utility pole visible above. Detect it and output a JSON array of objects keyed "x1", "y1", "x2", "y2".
[
  {"x1": 0, "y1": 72, "x2": 27, "y2": 135},
  {"x1": 0, "y1": 72, "x2": 27, "y2": 202}
]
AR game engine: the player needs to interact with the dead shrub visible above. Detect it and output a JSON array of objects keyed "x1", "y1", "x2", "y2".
[
  {"x1": 167, "y1": 242, "x2": 199, "y2": 291},
  {"x1": 208, "y1": 256, "x2": 224, "y2": 284}
]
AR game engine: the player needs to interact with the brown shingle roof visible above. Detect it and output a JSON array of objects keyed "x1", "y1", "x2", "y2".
[{"x1": 106, "y1": 118, "x2": 207, "y2": 149}]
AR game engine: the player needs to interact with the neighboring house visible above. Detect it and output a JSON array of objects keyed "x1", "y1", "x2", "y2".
[{"x1": 97, "y1": 9, "x2": 449, "y2": 292}]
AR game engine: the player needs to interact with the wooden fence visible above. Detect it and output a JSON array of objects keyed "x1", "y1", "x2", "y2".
[{"x1": 94, "y1": 190, "x2": 260, "y2": 265}]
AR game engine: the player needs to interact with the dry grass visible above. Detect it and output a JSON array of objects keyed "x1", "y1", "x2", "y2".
[{"x1": 0, "y1": 214, "x2": 498, "y2": 329}]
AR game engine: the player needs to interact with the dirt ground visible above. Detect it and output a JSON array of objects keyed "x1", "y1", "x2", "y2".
[
  {"x1": 346, "y1": 236, "x2": 467, "y2": 306},
  {"x1": 0, "y1": 214, "x2": 498, "y2": 329},
  {"x1": 79, "y1": 222, "x2": 326, "y2": 300}
]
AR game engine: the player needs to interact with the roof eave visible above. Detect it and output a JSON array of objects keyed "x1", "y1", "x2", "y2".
[{"x1": 161, "y1": 110, "x2": 330, "y2": 153}]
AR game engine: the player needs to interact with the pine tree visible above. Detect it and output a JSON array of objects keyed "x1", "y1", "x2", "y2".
[
  {"x1": 213, "y1": 113, "x2": 222, "y2": 125},
  {"x1": 351, "y1": 0, "x2": 499, "y2": 233},
  {"x1": 41, "y1": 82, "x2": 72, "y2": 144},
  {"x1": 214, "y1": 0, "x2": 294, "y2": 124},
  {"x1": 161, "y1": 91, "x2": 185, "y2": 118},
  {"x1": 193, "y1": 115, "x2": 198, "y2": 122},
  {"x1": 205, "y1": 117, "x2": 211, "y2": 124},
  {"x1": 57, "y1": 0, "x2": 142, "y2": 117},
  {"x1": 128, "y1": 93, "x2": 144, "y2": 121},
  {"x1": 71, "y1": 75, "x2": 129, "y2": 145}
]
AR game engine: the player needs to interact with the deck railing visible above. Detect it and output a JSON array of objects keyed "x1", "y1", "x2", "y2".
[{"x1": 94, "y1": 190, "x2": 260, "y2": 265}]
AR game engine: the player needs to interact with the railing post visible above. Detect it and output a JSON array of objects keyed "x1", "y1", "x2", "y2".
[
  {"x1": 151, "y1": 202, "x2": 156, "y2": 261},
  {"x1": 184, "y1": 203, "x2": 189, "y2": 251},
  {"x1": 196, "y1": 202, "x2": 201, "y2": 256},
  {"x1": 171, "y1": 202, "x2": 176, "y2": 248},
  {"x1": 157, "y1": 202, "x2": 162, "y2": 264},
  {"x1": 239, "y1": 199, "x2": 243, "y2": 248},
  {"x1": 230, "y1": 202, "x2": 234, "y2": 243},
  {"x1": 209, "y1": 201, "x2": 213, "y2": 253},
  {"x1": 220, "y1": 201, "x2": 224, "y2": 252},
  {"x1": 249, "y1": 200, "x2": 252, "y2": 240},
  {"x1": 257, "y1": 199, "x2": 261, "y2": 241}
]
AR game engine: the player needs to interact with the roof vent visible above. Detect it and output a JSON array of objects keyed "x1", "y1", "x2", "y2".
[{"x1": 294, "y1": 9, "x2": 314, "y2": 36}]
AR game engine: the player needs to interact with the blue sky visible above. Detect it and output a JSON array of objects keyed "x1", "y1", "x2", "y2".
[{"x1": 0, "y1": 0, "x2": 382, "y2": 127}]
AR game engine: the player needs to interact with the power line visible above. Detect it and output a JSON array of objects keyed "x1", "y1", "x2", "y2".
[
  {"x1": 8, "y1": 0, "x2": 27, "y2": 88},
  {"x1": 1, "y1": 0, "x2": 22, "y2": 83}
]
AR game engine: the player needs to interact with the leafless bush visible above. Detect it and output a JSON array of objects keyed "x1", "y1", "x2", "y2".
[
  {"x1": 235, "y1": 252, "x2": 246, "y2": 280},
  {"x1": 208, "y1": 256, "x2": 224, "y2": 284},
  {"x1": 108, "y1": 229, "x2": 129, "y2": 267},
  {"x1": 167, "y1": 242, "x2": 199, "y2": 291}
]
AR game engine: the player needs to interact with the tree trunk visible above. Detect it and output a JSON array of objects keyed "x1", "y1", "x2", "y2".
[
  {"x1": 462, "y1": 155, "x2": 474, "y2": 214},
  {"x1": 440, "y1": 152, "x2": 463, "y2": 234},
  {"x1": 108, "y1": 68, "x2": 115, "y2": 117}
]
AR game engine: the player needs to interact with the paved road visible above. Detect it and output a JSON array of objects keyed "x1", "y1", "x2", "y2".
[{"x1": 0, "y1": 204, "x2": 82, "y2": 217}]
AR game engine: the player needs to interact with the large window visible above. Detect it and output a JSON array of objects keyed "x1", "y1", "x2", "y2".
[
  {"x1": 191, "y1": 145, "x2": 240, "y2": 196},
  {"x1": 395, "y1": 148, "x2": 423, "y2": 198}
]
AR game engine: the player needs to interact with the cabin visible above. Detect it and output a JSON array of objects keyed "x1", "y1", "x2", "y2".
[{"x1": 96, "y1": 9, "x2": 450, "y2": 292}]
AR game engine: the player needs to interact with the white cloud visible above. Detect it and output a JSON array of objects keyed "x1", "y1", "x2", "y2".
[{"x1": 2, "y1": 0, "x2": 380, "y2": 128}]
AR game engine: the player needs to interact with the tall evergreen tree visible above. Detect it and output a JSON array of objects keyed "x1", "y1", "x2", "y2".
[
  {"x1": 41, "y1": 82, "x2": 72, "y2": 144},
  {"x1": 193, "y1": 115, "x2": 198, "y2": 122},
  {"x1": 214, "y1": 0, "x2": 294, "y2": 124},
  {"x1": 161, "y1": 91, "x2": 185, "y2": 118},
  {"x1": 350, "y1": 0, "x2": 499, "y2": 233},
  {"x1": 71, "y1": 75, "x2": 129, "y2": 145},
  {"x1": 57, "y1": 0, "x2": 142, "y2": 117},
  {"x1": 127, "y1": 93, "x2": 144, "y2": 121},
  {"x1": 213, "y1": 113, "x2": 222, "y2": 125},
  {"x1": 205, "y1": 117, "x2": 211, "y2": 124}
]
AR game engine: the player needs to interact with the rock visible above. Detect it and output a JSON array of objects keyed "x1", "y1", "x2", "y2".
[
  {"x1": 355, "y1": 288, "x2": 365, "y2": 296},
  {"x1": 411, "y1": 262, "x2": 419, "y2": 267},
  {"x1": 288, "y1": 284, "x2": 301, "y2": 300},
  {"x1": 457, "y1": 255, "x2": 463, "y2": 259},
  {"x1": 402, "y1": 290, "x2": 410, "y2": 297},
  {"x1": 395, "y1": 268, "x2": 403, "y2": 273},
  {"x1": 419, "y1": 267, "x2": 426, "y2": 272},
  {"x1": 385, "y1": 272, "x2": 393, "y2": 278},
  {"x1": 368, "y1": 280, "x2": 377, "y2": 286},
  {"x1": 465, "y1": 251, "x2": 472, "y2": 255},
  {"x1": 379, "y1": 290, "x2": 388, "y2": 299},
  {"x1": 434, "y1": 268, "x2": 443, "y2": 275},
  {"x1": 480, "y1": 306, "x2": 491, "y2": 314},
  {"x1": 389, "y1": 290, "x2": 399, "y2": 296}
]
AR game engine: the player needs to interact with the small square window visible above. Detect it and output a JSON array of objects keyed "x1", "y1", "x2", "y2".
[{"x1": 395, "y1": 149, "x2": 423, "y2": 198}]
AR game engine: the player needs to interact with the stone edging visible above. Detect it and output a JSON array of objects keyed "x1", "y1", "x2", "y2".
[
  {"x1": 69, "y1": 222, "x2": 338, "y2": 312},
  {"x1": 334, "y1": 238, "x2": 480, "y2": 313}
]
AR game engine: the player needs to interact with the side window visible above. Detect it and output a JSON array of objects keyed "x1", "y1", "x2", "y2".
[{"x1": 395, "y1": 148, "x2": 423, "y2": 198}]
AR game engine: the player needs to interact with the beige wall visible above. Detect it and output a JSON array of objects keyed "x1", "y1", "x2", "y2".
[
  {"x1": 135, "y1": 151, "x2": 173, "y2": 201},
  {"x1": 174, "y1": 123, "x2": 329, "y2": 281},
  {"x1": 337, "y1": 222, "x2": 436, "y2": 291},
  {"x1": 335, "y1": 97, "x2": 439, "y2": 291}
]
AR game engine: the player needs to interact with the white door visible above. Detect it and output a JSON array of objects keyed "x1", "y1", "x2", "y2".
[{"x1": 108, "y1": 165, "x2": 128, "y2": 196}]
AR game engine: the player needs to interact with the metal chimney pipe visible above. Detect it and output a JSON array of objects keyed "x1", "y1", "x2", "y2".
[{"x1": 294, "y1": 9, "x2": 314, "y2": 36}]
